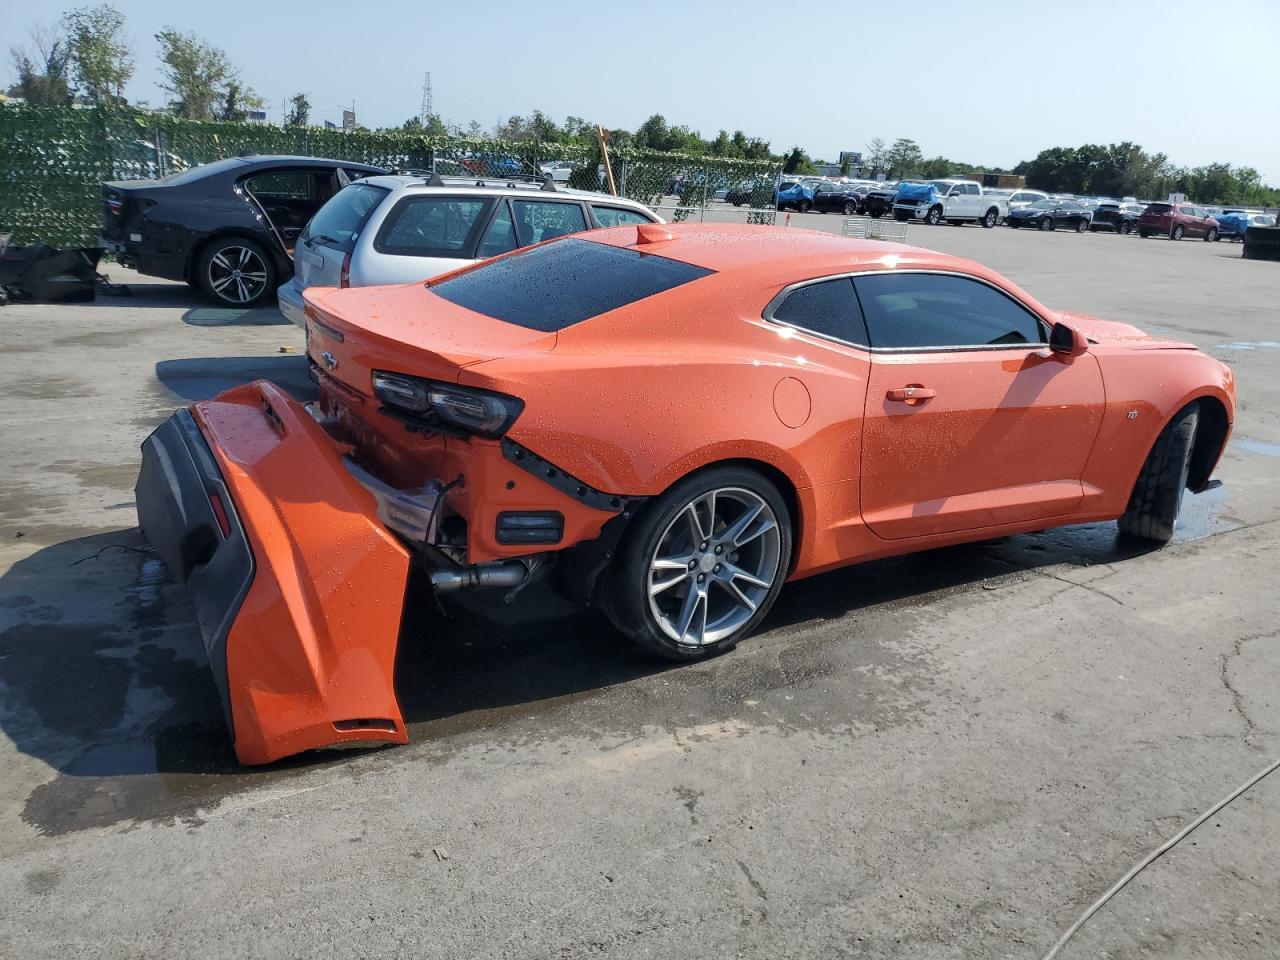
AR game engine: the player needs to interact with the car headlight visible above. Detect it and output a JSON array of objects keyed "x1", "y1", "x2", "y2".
[{"x1": 372, "y1": 371, "x2": 524, "y2": 439}]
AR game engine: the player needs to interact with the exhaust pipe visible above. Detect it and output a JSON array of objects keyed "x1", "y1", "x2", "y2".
[{"x1": 429, "y1": 560, "x2": 530, "y2": 593}]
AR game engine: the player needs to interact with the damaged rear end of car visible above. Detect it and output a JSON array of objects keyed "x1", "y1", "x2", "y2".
[{"x1": 136, "y1": 243, "x2": 658, "y2": 764}]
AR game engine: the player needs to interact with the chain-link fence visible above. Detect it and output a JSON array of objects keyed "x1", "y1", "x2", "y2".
[{"x1": 0, "y1": 106, "x2": 782, "y2": 246}]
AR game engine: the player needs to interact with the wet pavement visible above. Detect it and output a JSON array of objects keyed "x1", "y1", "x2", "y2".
[{"x1": 1, "y1": 232, "x2": 1278, "y2": 958}]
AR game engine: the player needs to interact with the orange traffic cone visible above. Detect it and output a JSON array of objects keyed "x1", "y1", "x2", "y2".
[{"x1": 785, "y1": 212, "x2": 792, "y2": 228}]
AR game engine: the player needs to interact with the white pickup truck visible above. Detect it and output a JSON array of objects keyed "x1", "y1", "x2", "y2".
[{"x1": 892, "y1": 179, "x2": 1008, "y2": 228}]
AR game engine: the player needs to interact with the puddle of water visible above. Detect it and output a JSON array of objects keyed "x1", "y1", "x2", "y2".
[
  {"x1": 1232, "y1": 437, "x2": 1280, "y2": 459},
  {"x1": 1171, "y1": 483, "x2": 1241, "y2": 542},
  {"x1": 1216, "y1": 341, "x2": 1280, "y2": 351}
]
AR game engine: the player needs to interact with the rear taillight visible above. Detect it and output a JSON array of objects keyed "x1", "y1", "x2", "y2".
[
  {"x1": 340, "y1": 252, "x2": 352, "y2": 288},
  {"x1": 106, "y1": 193, "x2": 124, "y2": 215},
  {"x1": 372, "y1": 371, "x2": 523, "y2": 439}
]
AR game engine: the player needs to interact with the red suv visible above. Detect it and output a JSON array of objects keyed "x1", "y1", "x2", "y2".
[{"x1": 1138, "y1": 202, "x2": 1219, "y2": 241}]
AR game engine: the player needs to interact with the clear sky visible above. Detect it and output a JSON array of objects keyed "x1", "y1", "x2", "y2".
[{"x1": 5, "y1": 0, "x2": 1279, "y2": 182}]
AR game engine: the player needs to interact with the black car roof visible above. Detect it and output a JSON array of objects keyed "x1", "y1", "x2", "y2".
[{"x1": 234, "y1": 154, "x2": 386, "y2": 171}]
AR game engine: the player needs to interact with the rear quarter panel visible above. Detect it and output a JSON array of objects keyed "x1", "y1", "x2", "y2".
[{"x1": 458, "y1": 277, "x2": 870, "y2": 498}]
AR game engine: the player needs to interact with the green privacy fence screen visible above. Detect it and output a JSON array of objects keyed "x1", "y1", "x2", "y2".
[{"x1": 0, "y1": 106, "x2": 781, "y2": 247}]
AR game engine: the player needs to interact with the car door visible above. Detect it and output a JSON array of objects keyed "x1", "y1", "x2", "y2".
[{"x1": 855, "y1": 271, "x2": 1105, "y2": 540}]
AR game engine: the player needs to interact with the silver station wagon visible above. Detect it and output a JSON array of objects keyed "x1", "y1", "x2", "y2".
[{"x1": 277, "y1": 172, "x2": 661, "y2": 327}]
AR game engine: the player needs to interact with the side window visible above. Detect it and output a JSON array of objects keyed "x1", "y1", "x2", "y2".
[
  {"x1": 375, "y1": 197, "x2": 491, "y2": 257},
  {"x1": 246, "y1": 170, "x2": 317, "y2": 202},
  {"x1": 769, "y1": 278, "x2": 869, "y2": 346},
  {"x1": 477, "y1": 201, "x2": 518, "y2": 257},
  {"x1": 512, "y1": 200, "x2": 588, "y2": 246},
  {"x1": 591, "y1": 205, "x2": 652, "y2": 228},
  {"x1": 853, "y1": 273, "x2": 1044, "y2": 349}
]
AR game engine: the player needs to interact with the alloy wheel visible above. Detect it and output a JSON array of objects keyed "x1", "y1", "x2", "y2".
[
  {"x1": 207, "y1": 245, "x2": 269, "y2": 304},
  {"x1": 646, "y1": 487, "x2": 781, "y2": 648}
]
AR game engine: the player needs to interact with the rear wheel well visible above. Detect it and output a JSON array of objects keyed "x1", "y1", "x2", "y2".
[
  {"x1": 1186, "y1": 396, "x2": 1229, "y2": 491},
  {"x1": 186, "y1": 231, "x2": 278, "y2": 283},
  {"x1": 664, "y1": 458, "x2": 802, "y2": 574}
]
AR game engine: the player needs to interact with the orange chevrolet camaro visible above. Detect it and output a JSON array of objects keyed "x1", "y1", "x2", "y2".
[{"x1": 137, "y1": 223, "x2": 1235, "y2": 764}]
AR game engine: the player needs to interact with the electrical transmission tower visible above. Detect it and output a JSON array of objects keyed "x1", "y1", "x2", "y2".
[{"x1": 419, "y1": 72, "x2": 433, "y2": 124}]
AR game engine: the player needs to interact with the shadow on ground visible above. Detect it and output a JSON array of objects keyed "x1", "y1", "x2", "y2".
[
  {"x1": 85, "y1": 278, "x2": 292, "y2": 326},
  {"x1": 0, "y1": 486, "x2": 1239, "y2": 836},
  {"x1": 153, "y1": 356, "x2": 315, "y2": 404}
]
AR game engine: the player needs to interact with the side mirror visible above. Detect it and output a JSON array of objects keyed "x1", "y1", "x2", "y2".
[{"x1": 1049, "y1": 321, "x2": 1088, "y2": 359}]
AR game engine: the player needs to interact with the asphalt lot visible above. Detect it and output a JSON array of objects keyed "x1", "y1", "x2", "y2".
[{"x1": 1, "y1": 220, "x2": 1277, "y2": 959}]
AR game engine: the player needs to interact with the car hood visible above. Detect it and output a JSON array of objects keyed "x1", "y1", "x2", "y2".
[{"x1": 1055, "y1": 311, "x2": 1196, "y2": 349}]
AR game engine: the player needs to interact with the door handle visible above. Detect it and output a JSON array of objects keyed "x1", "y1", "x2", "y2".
[{"x1": 886, "y1": 385, "x2": 936, "y2": 402}]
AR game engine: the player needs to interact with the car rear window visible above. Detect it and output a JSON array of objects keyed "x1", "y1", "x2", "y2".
[
  {"x1": 1145, "y1": 203, "x2": 1173, "y2": 214},
  {"x1": 303, "y1": 183, "x2": 389, "y2": 252},
  {"x1": 157, "y1": 156, "x2": 249, "y2": 185},
  {"x1": 430, "y1": 237, "x2": 714, "y2": 332}
]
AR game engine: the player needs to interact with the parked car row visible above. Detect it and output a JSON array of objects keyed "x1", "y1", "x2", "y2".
[{"x1": 99, "y1": 153, "x2": 661, "y2": 307}]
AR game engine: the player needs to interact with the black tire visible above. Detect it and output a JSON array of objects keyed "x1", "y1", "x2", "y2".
[
  {"x1": 605, "y1": 466, "x2": 792, "y2": 661},
  {"x1": 1038, "y1": 217, "x2": 1052, "y2": 232},
  {"x1": 1205, "y1": 228, "x2": 1218, "y2": 242},
  {"x1": 1009, "y1": 220, "x2": 1021, "y2": 229},
  {"x1": 981, "y1": 208, "x2": 998, "y2": 228},
  {"x1": 893, "y1": 210, "x2": 908, "y2": 222},
  {"x1": 924, "y1": 205, "x2": 943, "y2": 225},
  {"x1": 798, "y1": 199, "x2": 811, "y2": 213},
  {"x1": 1076, "y1": 218, "x2": 1088, "y2": 233},
  {"x1": 843, "y1": 202, "x2": 857, "y2": 215},
  {"x1": 196, "y1": 237, "x2": 276, "y2": 307},
  {"x1": 1119, "y1": 220, "x2": 1132, "y2": 235},
  {"x1": 1139, "y1": 230, "x2": 1150, "y2": 238},
  {"x1": 1171, "y1": 225, "x2": 1185, "y2": 240},
  {"x1": 869, "y1": 209, "x2": 883, "y2": 219},
  {"x1": 1117, "y1": 405, "x2": 1200, "y2": 544}
]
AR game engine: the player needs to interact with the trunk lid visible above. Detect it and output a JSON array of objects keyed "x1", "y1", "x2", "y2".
[
  {"x1": 303, "y1": 283, "x2": 557, "y2": 395},
  {"x1": 293, "y1": 237, "x2": 346, "y2": 291}
]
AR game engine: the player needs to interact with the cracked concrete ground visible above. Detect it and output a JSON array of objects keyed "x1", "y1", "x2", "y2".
[{"x1": 0, "y1": 223, "x2": 1277, "y2": 958}]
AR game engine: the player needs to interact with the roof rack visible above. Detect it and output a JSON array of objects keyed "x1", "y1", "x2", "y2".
[{"x1": 399, "y1": 170, "x2": 561, "y2": 193}]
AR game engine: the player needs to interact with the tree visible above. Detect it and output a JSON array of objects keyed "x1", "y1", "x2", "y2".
[
  {"x1": 402, "y1": 114, "x2": 448, "y2": 136},
  {"x1": 155, "y1": 28, "x2": 233, "y2": 119},
  {"x1": 782, "y1": 146, "x2": 815, "y2": 175},
  {"x1": 708, "y1": 129, "x2": 733, "y2": 156},
  {"x1": 62, "y1": 4, "x2": 133, "y2": 104},
  {"x1": 218, "y1": 79, "x2": 262, "y2": 122},
  {"x1": 920, "y1": 156, "x2": 959, "y2": 179},
  {"x1": 885, "y1": 138, "x2": 924, "y2": 178},
  {"x1": 286, "y1": 93, "x2": 310, "y2": 127},
  {"x1": 7, "y1": 24, "x2": 73, "y2": 106},
  {"x1": 864, "y1": 137, "x2": 888, "y2": 177}
]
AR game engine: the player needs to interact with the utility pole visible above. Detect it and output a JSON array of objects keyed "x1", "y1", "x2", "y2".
[{"x1": 419, "y1": 72, "x2": 433, "y2": 125}]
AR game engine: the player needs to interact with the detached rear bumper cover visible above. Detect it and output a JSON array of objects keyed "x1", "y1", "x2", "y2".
[{"x1": 137, "y1": 380, "x2": 412, "y2": 764}]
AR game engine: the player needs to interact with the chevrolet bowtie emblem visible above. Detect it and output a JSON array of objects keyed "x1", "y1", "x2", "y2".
[{"x1": 321, "y1": 351, "x2": 338, "y2": 370}]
